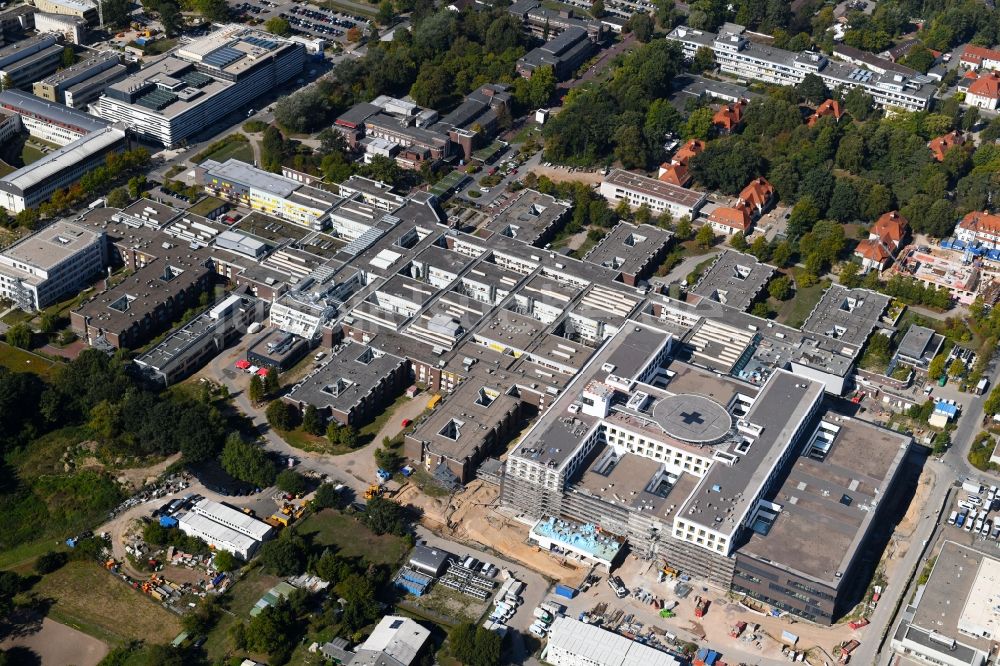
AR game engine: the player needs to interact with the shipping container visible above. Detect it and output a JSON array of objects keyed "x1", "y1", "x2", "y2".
[{"x1": 555, "y1": 583, "x2": 577, "y2": 598}]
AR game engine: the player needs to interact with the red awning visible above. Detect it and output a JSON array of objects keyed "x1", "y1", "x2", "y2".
[
  {"x1": 235, "y1": 360, "x2": 250, "y2": 369},
  {"x1": 256, "y1": 368, "x2": 269, "y2": 376}
]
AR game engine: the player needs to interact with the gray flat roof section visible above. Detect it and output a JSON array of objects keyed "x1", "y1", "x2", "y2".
[
  {"x1": 604, "y1": 169, "x2": 707, "y2": 208},
  {"x1": 416, "y1": 382, "x2": 520, "y2": 463},
  {"x1": 741, "y1": 415, "x2": 909, "y2": 584},
  {"x1": 897, "y1": 324, "x2": 941, "y2": 361},
  {"x1": 907, "y1": 540, "x2": 995, "y2": 656},
  {"x1": 574, "y1": 442, "x2": 700, "y2": 519},
  {"x1": 692, "y1": 250, "x2": 774, "y2": 312},
  {"x1": 0, "y1": 89, "x2": 109, "y2": 133},
  {"x1": 485, "y1": 189, "x2": 569, "y2": 246},
  {"x1": 204, "y1": 159, "x2": 299, "y2": 199},
  {"x1": 2, "y1": 219, "x2": 101, "y2": 271},
  {"x1": 603, "y1": 323, "x2": 671, "y2": 380},
  {"x1": 286, "y1": 341, "x2": 404, "y2": 413},
  {"x1": 681, "y1": 370, "x2": 825, "y2": 531},
  {"x1": 583, "y1": 222, "x2": 672, "y2": 277},
  {"x1": 801, "y1": 285, "x2": 889, "y2": 349}
]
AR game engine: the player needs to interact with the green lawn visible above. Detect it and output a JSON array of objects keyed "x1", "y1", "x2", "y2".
[
  {"x1": 1, "y1": 307, "x2": 34, "y2": 325},
  {"x1": 0, "y1": 159, "x2": 15, "y2": 177},
  {"x1": 0, "y1": 341, "x2": 58, "y2": 379},
  {"x1": 200, "y1": 140, "x2": 254, "y2": 166},
  {"x1": 296, "y1": 509, "x2": 410, "y2": 567},
  {"x1": 21, "y1": 144, "x2": 45, "y2": 165},
  {"x1": 33, "y1": 561, "x2": 183, "y2": 645},
  {"x1": 187, "y1": 195, "x2": 228, "y2": 217},
  {"x1": 776, "y1": 277, "x2": 831, "y2": 329}
]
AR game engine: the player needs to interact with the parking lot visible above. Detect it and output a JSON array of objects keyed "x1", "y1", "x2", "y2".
[
  {"x1": 946, "y1": 481, "x2": 1000, "y2": 546},
  {"x1": 227, "y1": 0, "x2": 370, "y2": 44}
]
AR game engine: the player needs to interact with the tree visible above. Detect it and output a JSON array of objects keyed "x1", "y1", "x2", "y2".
[
  {"x1": 674, "y1": 216, "x2": 692, "y2": 240},
  {"x1": 213, "y1": 550, "x2": 238, "y2": 572},
  {"x1": 276, "y1": 469, "x2": 307, "y2": 495},
  {"x1": 158, "y1": 1, "x2": 183, "y2": 37},
  {"x1": 193, "y1": 0, "x2": 229, "y2": 21},
  {"x1": 628, "y1": 12, "x2": 654, "y2": 42},
  {"x1": 266, "y1": 400, "x2": 295, "y2": 431},
  {"x1": 683, "y1": 107, "x2": 714, "y2": 141},
  {"x1": 39, "y1": 312, "x2": 61, "y2": 334},
  {"x1": 60, "y1": 46, "x2": 76, "y2": 69},
  {"x1": 363, "y1": 496, "x2": 407, "y2": 536},
  {"x1": 127, "y1": 175, "x2": 145, "y2": 200},
  {"x1": 768, "y1": 275, "x2": 793, "y2": 301},
  {"x1": 338, "y1": 574, "x2": 381, "y2": 633},
  {"x1": 374, "y1": 446, "x2": 403, "y2": 473},
  {"x1": 795, "y1": 73, "x2": 828, "y2": 105},
  {"x1": 694, "y1": 224, "x2": 715, "y2": 249},
  {"x1": 265, "y1": 16, "x2": 291, "y2": 36},
  {"x1": 0, "y1": 74, "x2": 13, "y2": 91},
  {"x1": 771, "y1": 241, "x2": 792, "y2": 268},
  {"x1": 248, "y1": 374, "x2": 265, "y2": 405},
  {"x1": 35, "y1": 550, "x2": 67, "y2": 574},
  {"x1": 101, "y1": 0, "x2": 130, "y2": 27},
  {"x1": 221, "y1": 434, "x2": 277, "y2": 488},
  {"x1": 928, "y1": 353, "x2": 947, "y2": 382},
  {"x1": 984, "y1": 385, "x2": 1000, "y2": 416},
  {"x1": 730, "y1": 231, "x2": 748, "y2": 251},
  {"x1": 258, "y1": 533, "x2": 307, "y2": 576},
  {"x1": 688, "y1": 137, "x2": 762, "y2": 195},
  {"x1": 839, "y1": 260, "x2": 861, "y2": 288},
  {"x1": 950, "y1": 359, "x2": 966, "y2": 378},
  {"x1": 368, "y1": 0, "x2": 393, "y2": 22},
  {"x1": 264, "y1": 367, "x2": 280, "y2": 396},
  {"x1": 312, "y1": 482, "x2": 343, "y2": 509},
  {"x1": 302, "y1": 404, "x2": 325, "y2": 436},
  {"x1": 692, "y1": 45, "x2": 715, "y2": 73},
  {"x1": 749, "y1": 235, "x2": 770, "y2": 262},
  {"x1": 6, "y1": 323, "x2": 31, "y2": 350},
  {"x1": 450, "y1": 622, "x2": 502, "y2": 666},
  {"x1": 106, "y1": 187, "x2": 129, "y2": 209}
]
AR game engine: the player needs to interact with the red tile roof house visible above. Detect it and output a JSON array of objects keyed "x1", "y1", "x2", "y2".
[
  {"x1": 657, "y1": 138, "x2": 705, "y2": 187},
  {"x1": 711, "y1": 99, "x2": 746, "y2": 134},
  {"x1": 959, "y1": 44, "x2": 1000, "y2": 71},
  {"x1": 967, "y1": 71, "x2": 1000, "y2": 111},
  {"x1": 706, "y1": 177, "x2": 776, "y2": 236},
  {"x1": 854, "y1": 211, "x2": 910, "y2": 273},
  {"x1": 807, "y1": 99, "x2": 844, "y2": 127},
  {"x1": 956, "y1": 210, "x2": 1000, "y2": 250},
  {"x1": 928, "y1": 131, "x2": 965, "y2": 162}
]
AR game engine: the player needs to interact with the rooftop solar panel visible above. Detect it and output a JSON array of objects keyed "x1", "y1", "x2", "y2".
[
  {"x1": 243, "y1": 36, "x2": 278, "y2": 50},
  {"x1": 180, "y1": 71, "x2": 212, "y2": 88},
  {"x1": 203, "y1": 46, "x2": 243, "y2": 68}
]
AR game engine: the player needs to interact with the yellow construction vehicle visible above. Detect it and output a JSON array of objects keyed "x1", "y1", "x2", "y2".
[{"x1": 364, "y1": 484, "x2": 383, "y2": 500}]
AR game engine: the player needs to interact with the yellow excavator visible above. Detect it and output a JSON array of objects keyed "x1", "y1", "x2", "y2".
[{"x1": 364, "y1": 484, "x2": 384, "y2": 500}]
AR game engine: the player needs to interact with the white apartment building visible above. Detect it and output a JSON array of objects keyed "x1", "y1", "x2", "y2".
[
  {"x1": 0, "y1": 219, "x2": 106, "y2": 310},
  {"x1": 667, "y1": 24, "x2": 935, "y2": 112},
  {"x1": 599, "y1": 169, "x2": 707, "y2": 219}
]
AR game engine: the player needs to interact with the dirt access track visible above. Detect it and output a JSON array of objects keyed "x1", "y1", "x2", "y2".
[{"x1": 0, "y1": 617, "x2": 108, "y2": 666}]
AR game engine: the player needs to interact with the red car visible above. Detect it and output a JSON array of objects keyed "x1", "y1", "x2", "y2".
[{"x1": 401, "y1": 419, "x2": 412, "y2": 427}]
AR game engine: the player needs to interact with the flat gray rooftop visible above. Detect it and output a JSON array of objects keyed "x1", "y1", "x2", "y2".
[
  {"x1": 485, "y1": 189, "x2": 569, "y2": 246},
  {"x1": 740, "y1": 414, "x2": 909, "y2": 584},
  {"x1": 897, "y1": 324, "x2": 942, "y2": 363},
  {"x1": 1, "y1": 219, "x2": 101, "y2": 271},
  {"x1": 204, "y1": 159, "x2": 300, "y2": 198},
  {"x1": 286, "y1": 341, "x2": 405, "y2": 413},
  {"x1": 907, "y1": 540, "x2": 996, "y2": 656},
  {"x1": 583, "y1": 222, "x2": 672, "y2": 277},
  {"x1": 681, "y1": 370, "x2": 825, "y2": 531},
  {"x1": 801, "y1": 286, "x2": 889, "y2": 349},
  {"x1": 692, "y1": 250, "x2": 774, "y2": 312}
]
